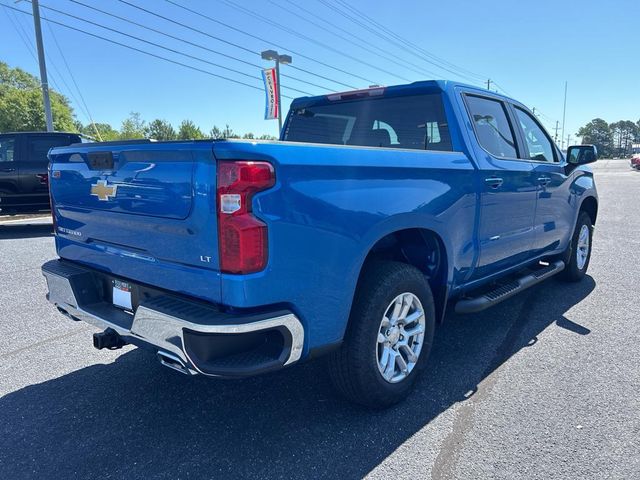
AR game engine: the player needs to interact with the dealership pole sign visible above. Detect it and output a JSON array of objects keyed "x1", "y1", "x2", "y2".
[{"x1": 262, "y1": 68, "x2": 279, "y2": 120}]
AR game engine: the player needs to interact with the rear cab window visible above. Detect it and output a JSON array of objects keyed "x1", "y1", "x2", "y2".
[
  {"x1": 284, "y1": 93, "x2": 452, "y2": 151},
  {"x1": 465, "y1": 95, "x2": 518, "y2": 159},
  {"x1": 0, "y1": 135, "x2": 17, "y2": 163},
  {"x1": 25, "y1": 135, "x2": 73, "y2": 164}
]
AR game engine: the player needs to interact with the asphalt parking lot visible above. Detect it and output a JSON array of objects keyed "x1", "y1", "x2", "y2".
[{"x1": 0, "y1": 160, "x2": 638, "y2": 479}]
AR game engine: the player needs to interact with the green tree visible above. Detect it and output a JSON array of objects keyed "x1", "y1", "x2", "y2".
[
  {"x1": 609, "y1": 120, "x2": 638, "y2": 157},
  {"x1": 577, "y1": 118, "x2": 612, "y2": 158},
  {"x1": 258, "y1": 134, "x2": 278, "y2": 140},
  {"x1": 242, "y1": 132, "x2": 255, "y2": 139},
  {"x1": 177, "y1": 119, "x2": 204, "y2": 139},
  {"x1": 209, "y1": 125, "x2": 224, "y2": 139},
  {"x1": 223, "y1": 124, "x2": 238, "y2": 139},
  {"x1": 76, "y1": 121, "x2": 119, "y2": 141},
  {"x1": 0, "y1": 61, "x2": 75, "y2": 132},
  {"x1": 148, "y1": 118, "x2": 176, "y2": 140},
  {"x1": 120, "y1": 112, "x2": 147, "y2": 139}
]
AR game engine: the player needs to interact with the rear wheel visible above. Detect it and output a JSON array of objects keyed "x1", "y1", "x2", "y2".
[
  {"x1": 328, "y1": 261, "x2": 435, "y2": 408},
  {"x1": 559, "y1": 212, "x2": 593, "y2": 282}
]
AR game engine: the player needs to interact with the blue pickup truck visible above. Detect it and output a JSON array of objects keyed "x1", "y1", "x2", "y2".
[{"x1": 42, "y1": 81, "x2": 598, "y2": 408}]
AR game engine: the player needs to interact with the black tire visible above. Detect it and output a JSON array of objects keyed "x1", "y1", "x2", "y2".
[
  {"x1": 559, "y1": 212, "x2": 593, "y2": 282},
  {"x1": 328, "y1": 261, "x2": 436, "y2": 409}
]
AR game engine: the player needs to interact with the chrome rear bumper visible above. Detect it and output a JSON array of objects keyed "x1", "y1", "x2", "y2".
[{"x1": 42, "y1": 260, "x2": 304, "y2": 377}]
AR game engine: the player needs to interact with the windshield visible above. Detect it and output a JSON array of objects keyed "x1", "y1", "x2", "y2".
[{"x1": 283, "y1": 93, "x2": 452, "y2": 151}]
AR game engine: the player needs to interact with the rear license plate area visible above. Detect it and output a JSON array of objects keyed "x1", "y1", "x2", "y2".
[{"x1": 112, "y1": 279, "x2": 134, "y2": 311}]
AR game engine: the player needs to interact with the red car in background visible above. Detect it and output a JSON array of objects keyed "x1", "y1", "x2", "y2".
[{"x1": 632, "y1": 144, "x2": 640, "y2": 169}]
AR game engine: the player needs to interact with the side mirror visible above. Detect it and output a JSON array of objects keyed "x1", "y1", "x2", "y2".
[{"x1": 567, "y1": 145, "x2": 598, "y2": 165}]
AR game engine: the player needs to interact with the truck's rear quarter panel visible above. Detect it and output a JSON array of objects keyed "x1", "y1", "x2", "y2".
[{"x1": 214, "y1": 140, "x2": 478, "y2": 351}]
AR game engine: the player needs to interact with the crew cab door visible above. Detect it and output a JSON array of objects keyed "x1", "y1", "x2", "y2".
[
  {"x1": 510, "y1": 107, "x2": 574, "y2": 255},
  {"x1": 463, "y1": 94, "x2": 538, "y2": 279}
]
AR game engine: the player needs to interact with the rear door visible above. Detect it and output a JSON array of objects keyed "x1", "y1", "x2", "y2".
[
  {"x1": 463, "y1": 94, "x2": 539, "y2": 279},
  {"x1": 20, "y1": 134, "x2": 75, "y2": 209}
]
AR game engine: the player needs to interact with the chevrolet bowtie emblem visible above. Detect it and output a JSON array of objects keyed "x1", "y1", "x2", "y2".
[{"x1": 90, "y1": 180, "x2": 118, "y2": 201}]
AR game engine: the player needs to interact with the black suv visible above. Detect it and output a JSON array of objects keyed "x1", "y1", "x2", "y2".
[{"x1": 0, "y1": 132, "x2": 83, "y2": 215}]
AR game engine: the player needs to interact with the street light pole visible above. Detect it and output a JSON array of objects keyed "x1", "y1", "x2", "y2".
[
  {"x1": 261, "y1": 50, "x2": 292, "y2": 134},
  {"x1": 30, "y1": 0, "x2": 54, "y2": 131}
]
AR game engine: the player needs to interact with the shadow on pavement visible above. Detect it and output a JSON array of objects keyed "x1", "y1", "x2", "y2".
[
  {"x1": 0, "y1": 276, "x2": 595, "y2": 479},
  {"x1": 0, "y1": 223, "x2": 53, "y2": 240}
]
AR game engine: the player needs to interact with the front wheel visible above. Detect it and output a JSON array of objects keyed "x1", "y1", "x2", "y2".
[
  {"x1": 559, "y1": 212, "x2": 593, "y2": 282},
  {"x1": 328, "y1": 261, "x2": 435, "y2": 408}
]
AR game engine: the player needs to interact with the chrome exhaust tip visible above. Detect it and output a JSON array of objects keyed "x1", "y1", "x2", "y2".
[{"x1": 157, "y1": 351, "x2": 192, "y2": 375}]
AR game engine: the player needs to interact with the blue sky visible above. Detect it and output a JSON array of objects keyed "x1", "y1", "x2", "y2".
[{"x1": 1, "y1": 0, "x2": 639, "y2": 142}]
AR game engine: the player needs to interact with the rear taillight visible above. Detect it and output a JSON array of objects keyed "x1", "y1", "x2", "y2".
[{"x1": 217, "y1": 161, "x2": 275, "y2": 274}]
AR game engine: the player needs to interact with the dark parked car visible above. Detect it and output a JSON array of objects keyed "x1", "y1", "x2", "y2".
[{"x1": 0, "y1": 131, "x2": 83, "y2": 215}]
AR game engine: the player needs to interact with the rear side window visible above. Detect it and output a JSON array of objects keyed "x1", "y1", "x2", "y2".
[
  {"x1": 466, "y1": 95, "x2": 518, "y2": 158},
  {"x1": 284, "y1": 94, "x2": 452, "y2": 151},
  {"x1": 0, "y1": 136, "x2": 16, "y2": 162},
  {"x1": 25, "y1": 136, "x2": 72, "y2": 163}
]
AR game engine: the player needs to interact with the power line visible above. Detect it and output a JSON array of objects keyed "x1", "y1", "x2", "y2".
[
  {"x1": 65, "y1": 0, "x2": 335, "y2": 93},
  {"x1": 45, "y1": 21, "x2": 102, "y2": 140},
  {"x1": 317, "y1": 0, "x2": 484, "y2": 86},
  {"x1": 5, "y1": 4, "x2": 108, "y2": 136},
  {"x1": 270, "y1": 0, "x2": 437, "y2": 79},
  {"x1": 217, "y1": 0, "x2": 407, "y2": 83},
  {"x1": 162, "y1": 0, "x2": 362, "y2": 88},
  {"x1": 1, "y1": 3, "x2": 290, "y2": 99},
  {"x1": 154, "y1": 0, "x2": 360, "y2": 90},
  {"x1": 315, "y1": 0, "x2": 456, "y2": 80},
  {"x1": 2, "y1": 5, "x2": 83, "y2": 120},
  {"x1": 331, "y1": 0, "x2": 487, "y2": 82},
  {"x1": 33, "y1": 1, "x2": 313, "y2": 96},
  {"x1": 490, "y1": 80, "x2": 513, "y2": 97}
]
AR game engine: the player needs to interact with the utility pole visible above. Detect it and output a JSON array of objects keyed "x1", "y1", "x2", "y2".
[
  {"x1": 554, "y1": 121, "x2": 560, "y2": 143},
  {"x1": 30, "y1": 0, "x2": 54, "y2": 132},
  {"x1": 261, "y1": 50, "x2": 292, "y2": 133},
  {"x1": 486, "y1": 79, "x2": 492, "y2": 90},
  {"x1": 560, "y1": 81, "x2": 568, "y2": 150}
]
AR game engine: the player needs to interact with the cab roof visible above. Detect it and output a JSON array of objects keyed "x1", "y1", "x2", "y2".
[{"x1": 289, "y1": 80, "x2": 518, "y2": 109}]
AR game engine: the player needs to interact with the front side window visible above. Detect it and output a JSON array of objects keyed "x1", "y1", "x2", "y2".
[
  {"x1": 26, "y1": 136, "x2": 71, "y2": 163},
  {"x1": 285, "y1": 93, "x2": 452, "y2": 151},
  {"x1": 0, "y1": 136, "x2": 16, "y2": 163},
  {"x1": 466, "y1": 95, "x2": 518, "y2": 158},
  {"x1": 514, "y1": 108, "x2": 556, "y2": 162}
]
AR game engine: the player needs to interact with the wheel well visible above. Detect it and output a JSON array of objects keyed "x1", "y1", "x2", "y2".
[
  {"x1": 361, "y1": 228, "x2": 449, "y2": 323},
  {"x1": 580, "y1": 196, "x2": 598, "y2": 225}
]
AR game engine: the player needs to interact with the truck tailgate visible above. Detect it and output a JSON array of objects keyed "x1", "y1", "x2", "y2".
[{"x1": 48, "y1": 141, "x2": 222, "y2": 304}]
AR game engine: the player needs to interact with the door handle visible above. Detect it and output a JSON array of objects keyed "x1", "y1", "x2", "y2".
[
  {"x1": 0, "y1": 168, "x2": 16, "y2": 173},
  {"x1": 485, "y1": 177, "x2": 504, "y2": 189},
  {"x1": 537, "y1": 176, "x2": 551, "y2": 186}
]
